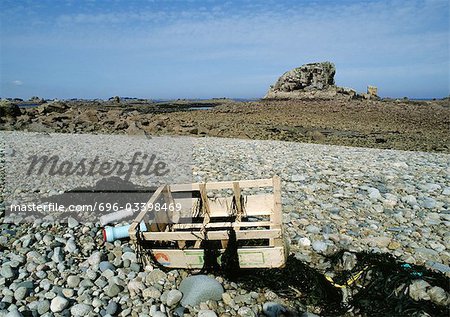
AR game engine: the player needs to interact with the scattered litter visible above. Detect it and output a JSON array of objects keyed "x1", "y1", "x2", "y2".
[
  {"x1": 99, "y1": 208, "x2": 135, "y2": 226},
  {"x1": 103, "y1": 222, "x2": 146, "y2": 242}
]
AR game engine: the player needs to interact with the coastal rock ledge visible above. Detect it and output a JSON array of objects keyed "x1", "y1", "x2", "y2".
[{"x1": 264, "y1": 61, "x2": 357, "y2": 99}]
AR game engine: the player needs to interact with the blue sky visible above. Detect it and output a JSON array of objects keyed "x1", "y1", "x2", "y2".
[{"x1": 0, "y1": 0, "x2": 448, "y2": 99}]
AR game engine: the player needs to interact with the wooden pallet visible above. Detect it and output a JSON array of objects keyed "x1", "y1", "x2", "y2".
[{"x1": 128, "y1": 176, "x2": 287, "y2": 268}]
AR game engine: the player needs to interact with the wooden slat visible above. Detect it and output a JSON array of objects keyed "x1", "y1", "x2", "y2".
[
  {"x1": 169, "y1": 178, "x2": 273, "y2": 192},
  {"x1": 195, "y1": 183, "x2": 211, "y2": 248},
  {"x1": 144, "y1": 247, "x2": 286, "y2": 268},
  {"x1": 173, "y1": 221, "x2": 274, "y2": 230},
  {"x1": 129, "y1": 185, "x2": 165, "y2": 238},
  {"x1": 140, "y1": 228, "x2": 281, "y2": 241},
  {"x1": 272, "y1": 176, "x2": 282, "y2": 225},
  {"x1": 173, "y1": 194, "x2": 273, "y2": 217},
  {"x1": 271, "y1": 175, "x2": 283, "y2": 247},
  {"x1": 163, "y1": 185, "x2": 180, "y2": 224},
  {"x1": 149, "y1": 185, "x2": 171, "y2": 232},
  {"x1": 233, "y1": 181, "x2": 243, "y2": 221},
  {"x1": 163, "y1": 185, "x2": 185, "y2": 248},
  {"x1": 199, "y1": 184, "x2": 210, "y2": 220}
]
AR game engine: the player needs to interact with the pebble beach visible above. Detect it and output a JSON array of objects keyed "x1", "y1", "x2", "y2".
[{"x1": 1, "y1": 131, "x2": 449, "y2": 316}]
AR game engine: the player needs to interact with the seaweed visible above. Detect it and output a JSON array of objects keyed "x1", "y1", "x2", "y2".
[
  {"x1": 234, "y1": 252, "x2": 450, "y2": 317},
  {"x1": 235, "y1": 255, "x2": 345, "y2": 316}
]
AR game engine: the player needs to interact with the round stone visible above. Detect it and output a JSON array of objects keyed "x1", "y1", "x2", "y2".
[
  {"x1": 312, "y1": 241, "x2": 327, "y2": 253},
  {"x1": 105, "y1": 283, "x2": 122, "y2": 297},
  {"x1": 421, "y1": 197, "x2": 437, "y2": 209},
  {"x1": 238, "y1": 307, "x2": 256, "y2": 317},
  {"x1": 1, "y1": 265, "x2": 15, "y2": 279},
  {"x1": 51, "y1": 247, "x2": 64, "y2": 263},
  {"x1": 222, "y1": 292, "x2": 233, "y2": 305},
  {"x1": 67, "y1": 275, "x2": 81, "y2": 288},
  {"x1": 50, "y1": 296, "x2": 69, "y2": 313},
  {"x1": 14, "y1": 287, "x2": 28, "y2": 301},
  {"x1": 179, "y1": 275, "x2": 224, "y2": 307},
  {"x1": 142, "y1": 287, "x2": 161, "y2": 299},
  {"x1": 88, "y1": 251, "x2": 102, "y2": 266},
  {"x1": 145, "y1": 269, "x2": 167, "y2": 285},
  {"x1": 305, "y1": 225, "x2": 320, "y2": 234},
  {"x1": 121, "y1": 251, "x2": 137, "y2": 262},
  {"x1": 99, "y1": 261, "x2": 115, "y2": 272},
  {"x1": 166, "y1": 289, "x2": 183, "y2": 306},
  {"x1": 65, "y1": 239, "x2": 78, "y2": 253},
  {"x1": 298, "y1": 237, "x2": 311, "y2": 247},
  {"x1": 37, "y1": 300, "x2": 50, "y2": 315}
]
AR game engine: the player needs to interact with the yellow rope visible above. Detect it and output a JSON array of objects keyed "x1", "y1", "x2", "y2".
[{"x1": 325, "y1": 267, "x2": 367, "y2": 289}]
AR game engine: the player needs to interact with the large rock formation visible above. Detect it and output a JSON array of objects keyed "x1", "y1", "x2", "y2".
[{"x1": 264, "y1": 62, "x2": 356, "y2": 99}]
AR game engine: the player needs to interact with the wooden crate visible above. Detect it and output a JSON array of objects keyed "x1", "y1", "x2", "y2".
[{"x1": 128, "y1": 176, "x2": 287, "y2": 269}]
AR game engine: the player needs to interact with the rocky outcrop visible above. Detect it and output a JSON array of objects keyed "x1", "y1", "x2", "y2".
[
  {"x1": 272, "y1": 62, "x2": 335, "y2": 91},
  {"x1": 29, "y1": 96, "x2": 45, "y2": 104},
  {"x1": 0, "y1": 100, "x2": 22, "y2": 125},
  {"x1": 37, "y1": 101, "x2": 69, "y2": 114},
  {"x1": 264, "y1": 62, "x2": 356, "y2": 100},
  {"x1": 0, "y1": 100, "x2": 21, "y2": 118}
]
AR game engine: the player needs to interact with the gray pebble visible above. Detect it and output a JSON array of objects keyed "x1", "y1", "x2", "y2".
[
  {"x1": 67, "y1": 275, "x2": 81, "y2": 288},
  {"x1": 64, "y1": 238, "x2": 78, "y2": 253},
  {"x1": 311, "y1": 241, "x2": 327, "y2": 253},
  {"x1": 99, "y1": 261, "x2": 115, "y2": 272},
  {"x1": 17, "y1": 281, "x2": 33, "y2": 290},
  {"x1": 106, "y1": 301, "x2": 118, "y2": 315},
  {"x1": 1, "y1": 265, "x2": 15, "y2": 279},
  {"x1": 238, "y1": 307, "x2": 255, "y2": 317},
  {"x1": 37, "y1": 300, "x2": 50, "y2": 315},
  {"x1": 262, "y1": 302, "x2": 287, "y2": 317},
  {"x1": 146, "y1": 269, "x2": 167, "y2": 285},
  {"x1": 305, "y1": 225, "x2": 320, "y2": 234},
  {"x1": 173, "y1": 306, "x2": 186, "y2": 316},
  {"x1": 51, "y1": 247, "x2": 64, "y2": 263},
  {"x1": 67, "y1": 216, "x2": 79, "y2": 228},
  {"x1": 121, "y1": 251, "x2": 137, "y2": 262},
  {"x1": 421, "y1": 197, "x2": 437, "y2": 209},
  {"x1": 88, "y1": 251, "x2": 102, "y2": 266},
  {"x1": 71, "y1": 303, "x2": 93, "y2": 317},
  {"x1": 14, "y1": 287, "x2": 28, "y2": 301},
  {"x1": 105, "y1": 283, "x2": 122, "y2": 297},
  {"x1": 142, "y1": 287, "x2": 161, "y2": 299},
  {"x1": 198, "y1": 310, "x2": 217, "y2": 317},
  {"x1": 166, "y1": 289, "x2": 183, "y2": 306}
]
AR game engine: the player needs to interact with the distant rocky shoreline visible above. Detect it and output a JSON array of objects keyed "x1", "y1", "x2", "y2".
[{"x1": 1, "y1": 96, "x2": 449, "y2": 153}]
